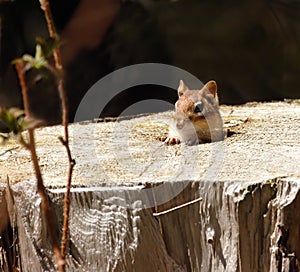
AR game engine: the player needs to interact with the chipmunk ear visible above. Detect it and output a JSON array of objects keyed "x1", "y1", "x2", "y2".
[
  {"x1": 178, "y1": 80, "x2": 189, "y2": 96},
  {"x1": 203, "y1": 80, "x2": 217, "y2": 98}
]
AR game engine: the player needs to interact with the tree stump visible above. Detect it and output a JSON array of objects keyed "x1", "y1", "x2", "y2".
[{"x1": 0, "y1": 100, "x2": 300, "y2": 271}]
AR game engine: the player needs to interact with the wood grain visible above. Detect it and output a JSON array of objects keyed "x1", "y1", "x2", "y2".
[{"x1": 0, "y1": 100, "x2": 300, "y2": 271}]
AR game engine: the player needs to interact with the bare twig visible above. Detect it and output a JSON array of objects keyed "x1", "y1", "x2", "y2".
[
  {"x1": 14, "y1": 61, "x2": 65, "y2": 272},
  {"x1": 153, "y1": 197, "x2": 202, "y2": 216},
  {"x1": 39, "y1": 0, "x2": 76, "y2": 262},
  {"x1": 14, "y1": 63, "x2": 30, "y2": 115},
  {"x1": 39, "y1": 0, "x2": 62, "y2": 70}
]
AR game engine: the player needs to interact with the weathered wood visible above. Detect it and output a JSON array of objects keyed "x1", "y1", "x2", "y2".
[
  {"x1": 0, "y1": 100, "x2": 300, "y2": 271},
  {"x1": 0, "y1": 186, "x2": 10, "y2": 272}
]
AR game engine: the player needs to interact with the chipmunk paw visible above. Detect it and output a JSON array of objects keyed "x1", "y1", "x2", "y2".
[{"x1": 164, "y1": 137, "x2": 181, "y2": 145}]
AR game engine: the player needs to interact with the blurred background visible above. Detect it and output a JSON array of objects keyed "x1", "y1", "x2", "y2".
[{"x1": 0, "y1": 0, "x2": 299, "y2": 124}]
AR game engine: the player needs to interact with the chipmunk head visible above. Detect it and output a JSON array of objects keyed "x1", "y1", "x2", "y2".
[{"x1": 175, "y1": 80, "x2": 219, "y2": 121}]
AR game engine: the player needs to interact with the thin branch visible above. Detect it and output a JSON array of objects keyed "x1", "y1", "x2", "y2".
[
  {"x1": 14, "y1": 60, "x2": 65, "y2": 272},
  {"x1": 14, "y1": 63, "x2": 30, "y2": 115},
  {"x1": 39, "y1": 0, "x2": 62, "y2": 70},
  {"x1": 28, "y1": 130, "x2": 65, "y2": 272},
  {"x1": 153, "y1": 197, "x2": 202, "y2": 217},
  {"x1": 58, "y1": 136, "x2": 75, "y2": 259},
  {"x1": 39, "y1": 0, "x2": 76, "y2": 262}
]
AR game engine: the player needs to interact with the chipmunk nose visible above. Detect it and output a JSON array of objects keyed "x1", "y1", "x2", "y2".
[{"x1": 194, "y1": 102, "x2": 204, "y2": 113}]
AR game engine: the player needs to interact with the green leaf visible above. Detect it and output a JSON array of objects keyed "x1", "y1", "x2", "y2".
[
  {"x1": 21, "y1": 118, "x2": 41, "y2": 131},
  {"x1": 0, "y1": 133, "x2": 10, "y2": 145},
  {"x1": 0, "y1": 107, "x2": 25, "y2": 135},
  {"x1": 22, "y1": 54, "x2": 35, "y2": 63},
  {"x1": 36, "y1": 36, "x2": 60, "y2": 59},
  {"x1": 12, "y1": 45, "x2": 48, "y2": 70}
]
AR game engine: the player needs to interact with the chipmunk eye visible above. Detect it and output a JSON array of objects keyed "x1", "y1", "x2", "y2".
[{"x1": 194, "y1": 103, "x2": 204, "y2": 113}]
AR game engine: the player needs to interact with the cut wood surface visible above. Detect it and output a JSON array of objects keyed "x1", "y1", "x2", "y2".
[
  {"x1": 1, "y1": 100, "x2": 300, "y2": 185},
  {"x1": 0, "y1": 100, "x2": 300, "y2": 271}
]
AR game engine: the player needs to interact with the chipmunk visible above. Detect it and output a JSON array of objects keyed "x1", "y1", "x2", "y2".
[{"x1": 165, "y1": 80, "x2": 224, "y2": 145}]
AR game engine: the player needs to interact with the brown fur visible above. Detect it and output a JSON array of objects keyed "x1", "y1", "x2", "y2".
[{"x1": 165, "y1": 80, "x2": 224, "y2": 145}]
